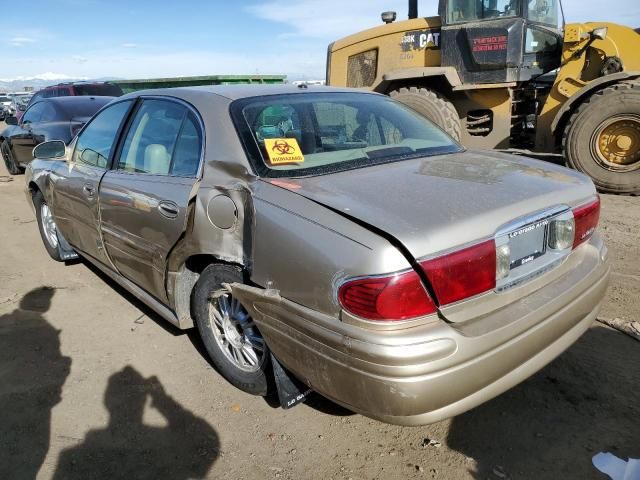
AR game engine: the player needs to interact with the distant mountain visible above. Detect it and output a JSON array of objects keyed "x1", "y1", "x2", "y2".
[{"x1": 0, "y1": 72, "x2": 122, "y2": 93}]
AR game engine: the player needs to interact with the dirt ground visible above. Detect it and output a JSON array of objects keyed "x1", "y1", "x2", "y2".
[{"x1": 0, "y1": 140, "x2": 638, "y2": 480}]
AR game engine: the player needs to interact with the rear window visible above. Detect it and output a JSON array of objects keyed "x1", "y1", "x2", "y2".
[
  {"x1": 74, "y1": 84, "x2": 123, "y2": 97},
  {"x1": 231, "y1": 92, "x2": 461, "y2": 178},
  {"x1": 60, "y1": 98, "x2": 114, "y2": 119}
]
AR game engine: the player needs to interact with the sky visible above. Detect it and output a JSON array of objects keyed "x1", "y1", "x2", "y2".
[{"x1": 1, "y1": 0, "x2": 639, "y2": 82}]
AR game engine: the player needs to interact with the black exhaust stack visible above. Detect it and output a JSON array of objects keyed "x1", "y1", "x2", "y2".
[{"x1": 408, "y1": 0, "x2": 418, "y2": 19}]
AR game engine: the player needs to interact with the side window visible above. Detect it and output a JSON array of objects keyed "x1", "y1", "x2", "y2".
[
  {"x1": 22, "y1": 103, "x2": 46, "y2": 124},
  {"x1": 525, "y1": 27, "x2": 559, "y2": 53},
  {"x1": 171, "y1": 113, "x2": 203, "y2": 177},
  {"x1": 40, "y1": 103, "x2": 58, "y2": 122},
  {"x1": 117, "y1": 100, "x2": 187, "y2": 175},
  {"x1": 73, "y1": 101, "x2": 132, "y2": 168}
]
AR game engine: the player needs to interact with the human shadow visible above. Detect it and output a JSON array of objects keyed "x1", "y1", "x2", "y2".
[
  {"x1": 446, "y1": 326, "x2": 640, "y2": 479},
  {"x1": 53, "y1": 366, "x2": 219, "y2": 480},
  {"x1": 0, "y1": 286, "x2": 70, "y2": 480}
]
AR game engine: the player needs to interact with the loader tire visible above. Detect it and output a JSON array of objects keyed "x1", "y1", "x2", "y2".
[
  {"x1": 390, "y1": 86, "x2": 462, "y2": 141},
  {"x1": 563, "y1": 80, "x2": 640, "y2": 194}
]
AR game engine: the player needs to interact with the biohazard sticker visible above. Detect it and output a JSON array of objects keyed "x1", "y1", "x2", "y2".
[{"x1": 264, "y1": 138, "x2": 305, "y2": 165}]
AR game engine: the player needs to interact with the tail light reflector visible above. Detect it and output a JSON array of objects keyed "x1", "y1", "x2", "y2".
[
  {"x1": 420, "y1": 239, "x2": 496, "y2": 306},
  {"x1": 338, "y1": 270, "x2": 437, "y2": 321},
  {"x1": 572, "y1": 197, "x2": 600, "y2": 249}
]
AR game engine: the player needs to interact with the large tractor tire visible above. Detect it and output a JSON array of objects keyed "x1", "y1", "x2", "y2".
[
  {"x1": 563, "y1": 80, "x2": 640, "y2": 194},
  {"x1": 389, "y1": 86, "x2": 462, "y2": 142}
]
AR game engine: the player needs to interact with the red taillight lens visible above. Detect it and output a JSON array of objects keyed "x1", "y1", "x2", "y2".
[
  {"x1": 420, "y1": 239, "x2": 496, "y2": 306},
  {"x1": 338, "y1": 270, "x2": 437, "y2": 321},
  {"x1": 572, "y1": 197, "x2": 600, "y2": 249}
]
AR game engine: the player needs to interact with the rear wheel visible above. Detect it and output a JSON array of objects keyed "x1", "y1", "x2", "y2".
[
  {"x1": 1, "y1": 141, "x2": 21, "y2": 175},
  {"x1": 192, "y1": 264, "x2": 270, "y2": 396},
  {"x1": 33, "y1": 190, "x2": 64, "y2": 262},
  {"x1": 389, "y1": 86, "x2": 462, "y2": 141},
  {"x1": 563, "y1": 80, "x2": 640, "y2": 194}
]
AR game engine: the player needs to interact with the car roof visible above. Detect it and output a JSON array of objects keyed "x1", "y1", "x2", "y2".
[{"x1": 122, "y1": 84, "x2": 375, "y2": 102}]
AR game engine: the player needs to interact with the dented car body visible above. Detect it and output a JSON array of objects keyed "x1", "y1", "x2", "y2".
[{"x1": 25, "y1": 86, "x2": 609, "y2": 425}]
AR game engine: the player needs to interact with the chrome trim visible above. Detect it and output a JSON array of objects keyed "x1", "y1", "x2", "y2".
[{"x1": 495, "y1": 205, "x2": 573, "y2": 293}]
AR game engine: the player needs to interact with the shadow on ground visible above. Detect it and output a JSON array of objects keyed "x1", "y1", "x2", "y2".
[
  {"x1": 0, "y1": 287, "x2": 70, "y2": 480},
  {"x1": 81, "y1": 259, "x2": 185, "y2": 337},
  {"x1": 0, "y1": 287, "x2": 220, "y2": 480},
  {"x1": 446, "y1": 325, "x2": 640, "y2": 479},
  {"x1": 52, "y1": 366, "x2": 220, "y2": 480}
]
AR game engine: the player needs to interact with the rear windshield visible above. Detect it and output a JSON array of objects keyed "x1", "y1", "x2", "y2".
[
  {"x1": 74, "y1": 84, "x2": 123, "y2": 97},
  {"x1": 231, "y1": 92, "x2": 461, "y2": 178},
  {"x1": 60, "y1": 97, "x2": 114, "y2": 119}
]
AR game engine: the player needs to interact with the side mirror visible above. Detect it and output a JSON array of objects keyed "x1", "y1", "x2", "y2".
[
  {"x1": 80, "y1": 148, "x2": 99, "y2": 165},
  {"x1": 33, "y1": 140, "x2": 66, "y2": 160},
  {"x1": 5, "y1": 116, "x2": 18, "y2": 126},
  {"x1": 591, "y1": 27, "x2": 608, "y2": 40}
]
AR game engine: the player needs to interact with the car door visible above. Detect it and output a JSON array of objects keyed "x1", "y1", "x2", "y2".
[
  {"x1": 11, "y1": 102, "x2": 46, "y2": 164},
  {"x1": 51, "y1": 100, "x2": 134, "y2": 265},
  {"x1": 98, "y1": 98, "x2": 203, "y2": 303}
]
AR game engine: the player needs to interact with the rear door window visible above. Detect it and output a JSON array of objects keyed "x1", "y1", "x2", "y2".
[{"x1": 116, "y1": 100, "x2": 202, "y2": 177}]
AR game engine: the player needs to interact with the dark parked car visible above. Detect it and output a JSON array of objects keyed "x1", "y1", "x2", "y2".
[
  {"x1": 25, "y1": 86, "x2": 608, "y2": 426},
  {"x1": 17, "y1": 81, "x2": 122, "y2": 122},
  {"x1": 1, "y1": 96, "x2": 114, "y2": 174}
]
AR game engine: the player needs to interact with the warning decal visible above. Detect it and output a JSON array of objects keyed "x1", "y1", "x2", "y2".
[{"x1": 264, "y1": 138, "x2": 305, "y2": 165}]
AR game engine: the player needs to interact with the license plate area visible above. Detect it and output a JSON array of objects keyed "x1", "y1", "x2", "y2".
[{"x1": 508, "y1": 219, "x2": 548, "y2": 269}]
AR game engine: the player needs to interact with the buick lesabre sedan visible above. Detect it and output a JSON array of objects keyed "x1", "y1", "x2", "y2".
[{"x1": 25, "y1": 86, "x2": 609, "y2": 425}]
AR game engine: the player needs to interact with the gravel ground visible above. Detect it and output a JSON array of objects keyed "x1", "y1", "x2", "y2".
[{"x1": 0, "y1": 144, "x2": 638, "y2": 480}]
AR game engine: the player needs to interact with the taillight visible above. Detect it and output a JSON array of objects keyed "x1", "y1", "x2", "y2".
[
  {"x1": 338, "y1": 269, "x2": 437, "y2": 321},
  {"x1": 572, "y1": 197, "x2": 600, "y2": 249},
  {"x1": 420, "y1": 239, "x2": 496, "y2": 306}
]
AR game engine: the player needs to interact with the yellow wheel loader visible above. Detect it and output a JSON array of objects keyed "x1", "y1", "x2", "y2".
[{"x1": 327, "y1": 0, "x2": 640, "y2": 194}]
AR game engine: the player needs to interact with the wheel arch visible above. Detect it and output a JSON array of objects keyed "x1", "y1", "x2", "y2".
[
  {"x1": 552, "y1": 71, "x2": 640, "y2": 139},
  {"x1": 169, "y1": 253, "x2": 248, "y2": 330},
  {"x1": 375, "y1": 66, "x2": 462, "y2": 98}
]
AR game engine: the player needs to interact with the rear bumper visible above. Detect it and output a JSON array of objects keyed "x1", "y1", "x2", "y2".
[{"x1": 233, "y1": 236, "x2": 610, "y2": 425}]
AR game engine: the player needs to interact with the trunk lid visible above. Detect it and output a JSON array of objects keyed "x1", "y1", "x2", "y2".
[{"x1": 281, "y1": 151, "x2": 595, "y2": 261}]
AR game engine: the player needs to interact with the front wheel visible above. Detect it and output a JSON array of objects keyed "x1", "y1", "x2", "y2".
[
  {"x1": 563, "y1": 80, "x2": 640, "y2": 194},
  {"x1": 192, "y1": 264, "x2": 270, "y2": 395},
  {"x1": 33, "y1": 190, "x2": 64, "y2": 262},
  {"x1": 1, "y1": 141, "x2": 21, "y2": 175}
]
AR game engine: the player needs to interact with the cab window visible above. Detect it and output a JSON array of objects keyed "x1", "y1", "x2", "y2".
[
  {"x1": 73, "y1": 101, "x2": 132, "y2": 168},
  {"x1": 527, "y1": 0, "x2": 559, "y2": 26},
  {"x1": 447, "y1": 0, "x2": 519, "y2": 23}
]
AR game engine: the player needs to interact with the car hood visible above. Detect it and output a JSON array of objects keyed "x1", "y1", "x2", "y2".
[{"x1": 275, "y1": 150, "x2": 596, "y2": 260}]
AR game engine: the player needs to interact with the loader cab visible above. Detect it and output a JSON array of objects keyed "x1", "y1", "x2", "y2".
[{"x1": 438, "y1": 0, "x2": 563, "y2": 84}]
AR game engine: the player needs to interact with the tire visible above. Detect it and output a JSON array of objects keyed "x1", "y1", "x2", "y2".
[
  {"x1": 33, "y1": 190, "x2": 64, "y2": 262},
  {"x1": 1, "y1": 141, "x2": 21, "y2": 175},
  {"x1": 389, "y1": 86, "x2": 462, "y2": 141},
  {"x1": 192, "y1": 264, "x2": 270, "y2": 395},
  {"x1": 563, "y1": 80, "x2": 640, "y2": 194}
]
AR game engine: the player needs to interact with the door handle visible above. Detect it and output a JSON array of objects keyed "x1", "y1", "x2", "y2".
[
  {"x1": 158, "y1": 200, "x2": 179, "y2": 219},
  {"x1": 82, "y1": 183, "x2": 95, "y2": 197}
]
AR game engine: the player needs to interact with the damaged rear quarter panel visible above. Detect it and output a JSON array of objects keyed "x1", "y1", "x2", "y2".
[{"x1": 249, "y1": 180, "x2": 412, "y2": 317}]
